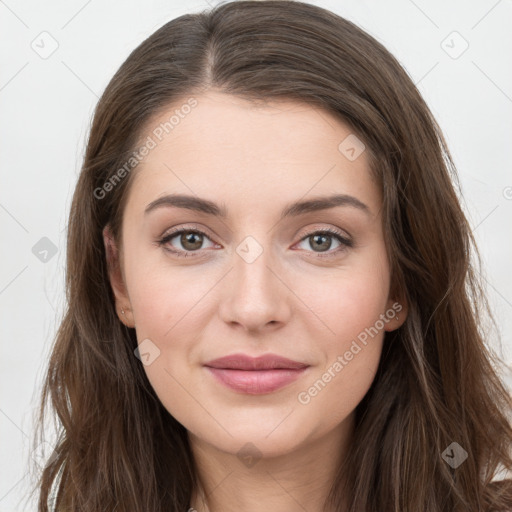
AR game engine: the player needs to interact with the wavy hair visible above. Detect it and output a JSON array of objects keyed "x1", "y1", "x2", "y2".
[{"x1": 30, "y1": 1, "x2": 512, "y2": 510}]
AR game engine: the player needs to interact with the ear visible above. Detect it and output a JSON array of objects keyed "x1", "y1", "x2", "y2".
[
  {"x1": 383, "y1": 293, "x2": 408, "y2": 332},
  {"x1": 102, "y1": 225, "x2": 135, "y2": 328}
]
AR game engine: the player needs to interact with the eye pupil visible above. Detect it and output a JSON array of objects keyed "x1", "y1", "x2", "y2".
[
  {"x1": 310, "y1": 234, "x2": 331, "y2": 252},
  {"x1": 181, "y1": 232, "x2": 203, "y2": 250}
]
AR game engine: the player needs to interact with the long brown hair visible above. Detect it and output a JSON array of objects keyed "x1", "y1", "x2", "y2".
[{"x1": 30, "y1": 1, "x2": 512, "y2": 510}]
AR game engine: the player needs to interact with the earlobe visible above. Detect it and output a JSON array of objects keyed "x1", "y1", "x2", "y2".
[
  {"x1": 102, "y1": 225, "x2": 135, "y2": 328},
  {"x1": 384, "y1": 296, "x2": 408, "y2": 332},
  {"x1": 119, "y1": 305, "x2": 136, "y2": 328}
]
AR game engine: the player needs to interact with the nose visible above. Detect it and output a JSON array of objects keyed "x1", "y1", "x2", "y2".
[{"x1": 217, "y1": 236, "x2": 292, "y2": 334}]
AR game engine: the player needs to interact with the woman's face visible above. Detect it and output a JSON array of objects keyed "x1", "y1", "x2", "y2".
[{"x1": 104, "y1": 90, "x2": 405, "y2": 458}]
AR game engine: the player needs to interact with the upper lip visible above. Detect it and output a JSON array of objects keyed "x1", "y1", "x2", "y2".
[{"x1": 204, "y1": 353, "x2": 309, "y2": 370}]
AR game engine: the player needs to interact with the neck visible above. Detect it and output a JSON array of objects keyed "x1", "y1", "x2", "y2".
[{"x1": 188, "y1": 413, "x2": 354, "y2": 512}]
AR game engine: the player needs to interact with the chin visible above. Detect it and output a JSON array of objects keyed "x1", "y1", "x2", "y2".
[{"x1": 190, "y1": 419, "x2": 311, "y2": 460}]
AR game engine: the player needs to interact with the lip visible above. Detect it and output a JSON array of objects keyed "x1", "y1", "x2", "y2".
[
  {"x1": 204, "y1": 353, "x2": 309, "y2": 370},
  {"x1": 204, "y1": 353, "x2": 310, "y2": 394}
]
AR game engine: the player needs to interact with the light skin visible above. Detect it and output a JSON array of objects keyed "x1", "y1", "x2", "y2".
[{"x1": 103, "y1": 90, "x2": 407, "y2": 512}]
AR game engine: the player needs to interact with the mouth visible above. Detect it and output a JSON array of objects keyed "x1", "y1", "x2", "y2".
[{"x1": 203, "y1": 353, "x2": 310, "y2": 394}]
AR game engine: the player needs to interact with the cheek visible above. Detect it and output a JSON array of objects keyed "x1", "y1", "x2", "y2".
[
  {"x1": 295, "y1": 280, "x2": 388, "y2": 428},
  {"x1": 297, "y1": 341, "x2": 383, "y2": 432},
  {"x1": 334, "y1": 283, "x2": 387, "y2": 340},
  {"x1": 124, "y1": 248, "x2": 207, "y2": 340},
  {"x1": 312, "y1": 263, "x2": 390, "y2": 349},
  {"x1": 294, "y1": 265, "x2": 390, "y2": 424}
]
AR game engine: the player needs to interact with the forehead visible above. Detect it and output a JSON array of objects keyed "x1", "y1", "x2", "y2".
[
  {"x1": 125, "y1": 91, "x2": 381, "y2": 219},
  {"x1": 138, "y1": 91, "x2": 361, "y2": 163}
]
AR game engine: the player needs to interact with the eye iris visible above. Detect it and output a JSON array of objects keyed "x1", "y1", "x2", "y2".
[
  {"x1": 181, "y1": 232, "x2": 203, "y2": 251},
  {"x1": 310, "y1": 234, "x2": 331, "y2": 252}
]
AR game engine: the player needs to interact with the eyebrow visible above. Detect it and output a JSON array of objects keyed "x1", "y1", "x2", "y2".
[{"x1": 144, "y1": 193, "x2": 371, "y2": 219}]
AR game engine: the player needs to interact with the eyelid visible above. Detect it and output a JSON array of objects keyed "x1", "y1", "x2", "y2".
[{"x1": 158, "y1": 223, "x2": 217, "y2": 241}]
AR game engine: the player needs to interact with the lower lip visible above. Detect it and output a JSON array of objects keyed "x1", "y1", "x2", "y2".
[{"x1": 205, "y1": 367, "x2": 308, "y2": 394}]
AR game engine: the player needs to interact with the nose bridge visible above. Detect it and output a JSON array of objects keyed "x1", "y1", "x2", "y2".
[
  {"x1": 232, "y1": 233, "x2": 280, "y2": 298},
  {"x1": 219, "y1": 231, "x2": 291, "y2": 330}
]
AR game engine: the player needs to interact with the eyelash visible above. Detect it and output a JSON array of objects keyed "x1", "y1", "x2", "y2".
[{"x1": 156, "y1": 226, "x2": 353, "y2": 259}]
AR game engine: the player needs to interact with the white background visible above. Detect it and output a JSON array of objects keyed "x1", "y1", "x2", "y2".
[{"x1": 1, "y1": 0, "x2": 511, "y2": 510}]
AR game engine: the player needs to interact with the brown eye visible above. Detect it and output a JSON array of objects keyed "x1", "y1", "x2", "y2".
[
  {"x1": 308, "y1": 233, "x2": 334, "y2": 252},
  {"x1": 179, "y1": 232, "x2": 204, "y2": 251},
  {"x1": 295, "y1": 228, "x2": 353, "y2": 258},
  {"x1": 157, "y1": 228, "x2": 216, "y2": 257}
]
